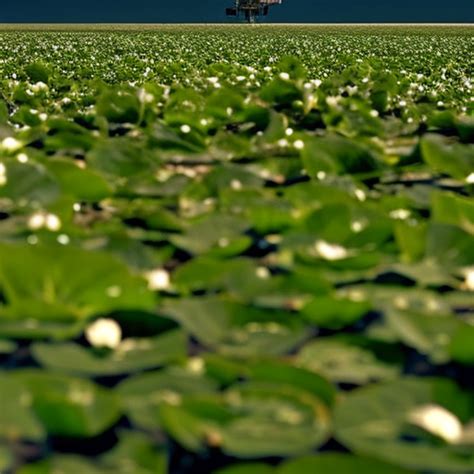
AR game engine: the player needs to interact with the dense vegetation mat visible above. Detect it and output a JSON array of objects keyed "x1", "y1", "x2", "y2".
[{"x1": 0, "y1": 25, "x2": 473, "y2": 473}]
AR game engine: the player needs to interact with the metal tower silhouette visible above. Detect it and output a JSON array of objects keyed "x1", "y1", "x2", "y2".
[{"x1": 226, "y1": 0, "x2": 283, "y2": 23}]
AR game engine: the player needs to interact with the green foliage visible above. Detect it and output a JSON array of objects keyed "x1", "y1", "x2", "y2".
[
  {"x1": 334, "y1": 378, "x2": 474, "y2": 472},
  {"x1": 0, "y1": 24, "x2": 472, "y2": 474},
  {"x1": 0, "y1": 243, "x2": 155, "y2": 324}
]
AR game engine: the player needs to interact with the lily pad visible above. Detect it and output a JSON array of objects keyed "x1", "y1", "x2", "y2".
[
  {"x1": 159, "y1": 381, "x2": 331, "y2": 458},
  {"x1": 14, "y1": 370, "x2": 122, "y2": 438},
  {"x1": 32, "y1": 329, "x2": 186, "y2": 376},
  {"x1": 164, "y1": 297, "x2": 310, "y2": 357},
  {"x1": 0, "y1": 373, "x2": 45, "y2": 441},
  {"x1": 0, "y1": 243, "x2": 155, "y2": 322},
  {"x1": 297, "y1": 337, "x2": 400, "y2": 384},
  {"x1": 279, "y1": 453, "x2": 415, "y2": 474},
  {"x1": 334, "y1": 377, "x2": 474, "y2": 472}
]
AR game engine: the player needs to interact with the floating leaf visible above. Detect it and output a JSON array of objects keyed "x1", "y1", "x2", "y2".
[
  {"x1": 297, "y1": 337, "x2": 400, "y2": 384},
  {"x1": 0, "y1": 373, "x2": 45, "y2": 441},
  {"x1": 32, "y1": 329, "x2": 186, "y2": 376},
  {"x1": 420, "y1": 134, "x2": 474, "y2": 180},
  {"x1": 14, "y1": 370, "x2": 122, "y2": 438},
  {"x1": 335, "y1": 378, "x2": 474, "y2": 472},
  {"x1": 301, "y1": 134, "x2": 380, "y2": 176},
  {"x1": 0, "y1": 243, "x2": 155, "y2": 322},
  {"x1": 118, "y1": 367, "x2": 218, "y2": 430},
  {"x1": 164, "y1": 297, "x2": 309, "y2": 357},
  {"x1": 279, "y1": 454, "x2": 415, "y2": 474}
]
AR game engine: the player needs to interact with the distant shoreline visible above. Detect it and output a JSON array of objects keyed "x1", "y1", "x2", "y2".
[
  {"x1": 0, "y1": 23, "x2": 473, "y2": 31},
  {"x1": 0, "y1": 23, "x2": 473, "y2": 26}
]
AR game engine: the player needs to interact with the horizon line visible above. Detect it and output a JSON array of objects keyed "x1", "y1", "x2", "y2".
[{"x1": 0, "y1": 22, "x2": 473, "y2": 25}]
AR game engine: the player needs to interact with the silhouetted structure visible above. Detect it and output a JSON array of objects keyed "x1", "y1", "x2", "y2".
[{"x1": 226, "y1": 0, "x2": 282, "y2": 23}]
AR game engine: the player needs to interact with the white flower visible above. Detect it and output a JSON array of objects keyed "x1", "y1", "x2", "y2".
[
  {"x1": 187, "y1": 357, "x2": 205, "y2": 375},
  {"x1": 145, "y1": 268, "x2": 170, "y2": 290},
  {"x1": 279, "y1": 72, "x2": 290, "y2": 81},
  {"x1": 326, "y1": 96, "x2": 340, "y2": 107},
  {"x1": 230, "y1": 179, "x2": 242, "y2": 190},
  {"x1": 45, "y1": 213, "x2": 61, "y2": 231},
  {"x1": 390, "y1": 209, "x2": 411, "y2": 220},
  {"x1": 0, "y1": 162, "x2": 6, "y2": 186},
  {"x1": 408, "y1": 404, "x2": 463, "y2": 443},
  {"x1": 85, "y1": 318, "x2": 122, "y2": 349},
  {"x1": 256, "y1": 266, "x2": 271, "y2": 279},
  {"x1": 354, "y1": 189, "x2": 366, "y2": 202},
  {"x1": 466, "y1": 173, "x2": 474, "y2": 184},
  {"x1": 17, "y1": 153, "x2": 29, "y2": 163},
  {"x1": 293, "y1": 139, "x2": 305, "y2": 150},
  {"x1": 138, "y1": 89, "x2": 154, "y2": 104},
  {"x1": 31, "y1": 81, "x2": 48, "y2": 93},
  {"x1": 57, "y1": 234, "x2": 70, "y2": 245},
  {"x1": 351, "y1": 220, "x2": 365, "y2": 233},
  {"x1": 313, "y1": 240, "x2": 348, "y2": 261},
  {"x1": 218, "y1": 237, "x2": 230, "y2": 247},
  {"x1": 316, "y1": 171, "x2": 327, "y2": 180},
  {"x1": 1, "y1": 137, "x2": 22, "y2": 152},
  {"x1": 180, "y1": 124, "x2": 191, "y2": 134},
  {"x1": 28, "y1": 212, "x2": 46, "y2": 230},
  {"x1": 27, "y1": 235, "x2": 39, "y2": 245},
  {"x1": 463, "y1": 268, "x2": 474, "y2": 291}
]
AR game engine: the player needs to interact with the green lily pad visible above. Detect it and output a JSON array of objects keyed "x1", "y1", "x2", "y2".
[
  {"x1": 159, "y1": 381, "x2": 331, "y2": 458},
  {"x1": 14, "y1": 370, "x2": 122, "y2": 438},
  {"x1": 17, "y1": 456, "x2": 109, "y2": 474},
  {"x1": 213, "y1": 463, "x2": 273, "y2": 474},
  {"x1": 170, "y1": 214, "x2": 249, "y2": 255},
  {"x1": 32, "y1": 329, "x2": 186, "y2": 376},
  {"x1": 335, "y1": 377, "x2": 474, "y2": 472},
  {"x1": 101, "y1": 430, "x2": 167, "y2": 474},
  {"x1": 278, "y1": 453, "x2": 415, "y2": 474},
  {"x1": 0, "y1": 243, "x2": 155, "y2": 321},
  {"x1": 449, "y1": 323, "x2": 474, "y2": 365},
  {"x1": 0, "y1": 159, "x2": 59, "y2": 204},
  {"x1": 45, "y1": 158, "x2": 112, "y2": 201},
  {"x1": 0, "y1": 373, "x2": 45, "y2": 441},
  {"x1": 0, "y1": 444, "x2": 12, "y2": 473},
  {"x1": 420, "y1": 134, "x2": 474, "y2": 180},
  {"x1": 296, "y1": 337, "x2": 400, "y2": 384},
  {"x1": 0, "y1": 339, "x2": 17, "y2": 353},
  {"x1": 118, "y1": 367, "x2": 219, "y2": 430},
  {"x1": 164, "y1": 297, "x2": 310, "y2": 357},
  {"x1": 87, "y1": 138, "x2": 160, "y2": 180},
  {"x1": 431, "y1": 191, "x2": 474, "y2": 235},
  {"x1": 301, "y1": 134, "x2": 380, "y2": 176},
  {"x1": 385, "y1": 309, "x2": 462, "y2": 363},
  {"x1": 300, "y1": 295, "x2": 371, "y2": 329}
]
